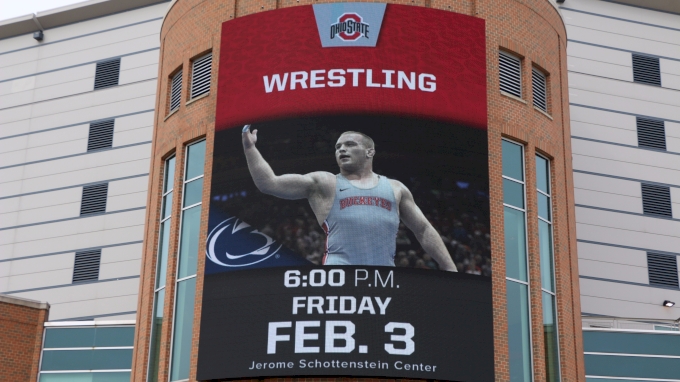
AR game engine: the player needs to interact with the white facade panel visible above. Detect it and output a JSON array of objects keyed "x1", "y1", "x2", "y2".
[
  {"x1": 665, "y1": 121, "x2": 680, "y2": 153},
  {"x1": 578, "y1": 241, "x2": 648, "y2": 267},
  {"x1": 0, "y1": 1, "x2": 166, "y2": 323},
  {"x1": 571, "y1": 121, "x2": 636, "y2": 145},
  {"x1": 0, "y1": 125, "x2": 87, "y2": 158},
  {"x1": 101, "y1": 242, "x2": 143, "y2": 264},
  {"x1": 99, "y1": 259, "x2": 141, "y2": 280},
  {"x1": 0, "y1": 209, "x2": 146, "y2": 247},
  {"x1": 567, "y1": 56, "x2": 631, "y2": 82},
  {"x1": 11, "y1": 278, "x2": 140, "y2": 320},
  {"x1": 572, "y1": 139, "x2": 680, "y2": 186},
  {"x1": 580, "y1": 278, "x2": 680, "y2": 320},
  {"x1": 576, "y1": 207, "x2": 680, "y2": 254},
  {"x1": 562, "y1": 0, "x2": 680, "y2": 29},
  {"x1": 0, "y1": 20, "x2": 161, "y2": 80},
  {"x1": 567, "y1": 25, "x2": 680, "y2": 60},
  {"x1": 574, "y1": 188, "x2": 641, "y2": 213},
  {"x1": 579, "y1": 259, "x2": 648, "y2": 284},
  {"x1": 567, "y1": 42, "x2": 632, "y2": 66},
  {"x1": 0, "y1": 213, "x2": 145, "y2": 261},
  {"x1": 4, "y1": 268, "x2": 74, "y2": 292},
  {"x1": 0, "y1": 225, "x2": 143, "y2": 265},
  {"x1": 570, "y1": 72, "x2": 680, "y2": 109},
  {"x1": 0, "y1": 200, "x2": 80, "y2": 229},
  {"x1": 0, "y1": 144, "x2": 151, "y2": 184},
  {"x1": 574, "y1": 172, "x2": 641, "y2": 199},
  {"x1": 0, "y1": 253, "x2": 73, "y2": 279},
  {"x1": 671, "y1": 187, "x2": 680, "y2": 219},
  {"x1": 107, "y1": 191, "x2": 146, "y2": 212},
  {"x1": 114, "y1": 125, "x2": 153, "y2": 147},
  {"x1": 0, "y1": 159, "x2": 149, "y2": 199},
  {"x1": 563, "y1": 8, "x2": 680, "y2": 46}
]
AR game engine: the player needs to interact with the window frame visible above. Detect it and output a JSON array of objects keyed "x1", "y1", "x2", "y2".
[
  {"x1": 536, "y1": 153, "x2": 561, "y2": 382},
  {"x1": 167, "y1": 140, "x2": 205, "y2": 382},
  {"x1": 147, "y1": 155, "x2": 176, "y2": 382},
  {"x1": 502, "y1": 138, "x2": 535, "y2": 382}
]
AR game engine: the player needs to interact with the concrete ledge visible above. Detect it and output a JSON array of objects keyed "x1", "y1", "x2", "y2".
[{"x1": 0, "y1": 294, "x2": 49, "y2": 310}]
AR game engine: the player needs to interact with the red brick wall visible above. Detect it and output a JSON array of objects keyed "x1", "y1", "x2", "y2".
[
  {"x1": 0, "y1": 296, "x2": 49, "y2": 382},
  {"x1": 132, "y1": 1, "x2": 584, "y2": 381}
]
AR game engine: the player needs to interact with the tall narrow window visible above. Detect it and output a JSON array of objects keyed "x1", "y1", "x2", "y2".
[
  {"x1": 169, "y1": 140, "x2": 205, "y2": 381},
  {"x1": 532, "y1": 68, "x2": 547, "y2": 113},
  {"x1": 94, "y1": 58, "x2": 121, "y2": 89},
  {"x1": 147, "y1": 156, "x2": 175, "y2": 382},
  {"x1": 500, "y1": 51, "x2": 522, "y2": 98},
  {"x1": 87, "y1": 119, "x2": 115, "y2": 151},
  {"x1": 169, "y1": 70, "x2": 183, "y2": 113},
  {"x1": 636, "y1": 117, "x2": 666, "y2": 151},
  {"x1": 632, "y1": 54, "x2": 661, "y2": 86},
  {"x1": 190, "y1": 53, "x2": 212, "y2": 99},
  {"x1": 536, "y1": 155, "x2": 560, "y2": 382},
  {"x1": 503, "y1": 139, "x2": 532, "y2": 382}
]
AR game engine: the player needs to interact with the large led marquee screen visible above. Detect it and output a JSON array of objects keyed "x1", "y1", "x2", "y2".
[{"x1": 198, "y1": 3, "x2": 493, "y2": 381}]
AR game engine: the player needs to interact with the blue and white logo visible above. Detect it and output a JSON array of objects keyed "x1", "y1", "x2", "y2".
[{"x1": 206, "y1": 217, "x2": 282, "y2": 267}]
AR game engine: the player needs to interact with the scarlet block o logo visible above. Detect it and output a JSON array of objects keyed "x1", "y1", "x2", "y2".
[{"x1": 330, "y1": 13, "x2": 370, "y2": 41}]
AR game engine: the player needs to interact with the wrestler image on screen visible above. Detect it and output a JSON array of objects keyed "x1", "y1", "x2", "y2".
[{"x1": 242, "y1": 125, "x2": 458, "y2": 271}]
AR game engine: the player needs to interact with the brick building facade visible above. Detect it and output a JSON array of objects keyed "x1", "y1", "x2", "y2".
[
  {"x1": 0, "y1": 295, "x2": 49, "y2": 382},
  {"x1": 131, "y1": 0, "x2": 585, "y2": 381}
]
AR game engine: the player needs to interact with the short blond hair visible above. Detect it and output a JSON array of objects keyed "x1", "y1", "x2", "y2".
[{"x1": 340, "y1": 131, "x2": 375, "y2": 149}]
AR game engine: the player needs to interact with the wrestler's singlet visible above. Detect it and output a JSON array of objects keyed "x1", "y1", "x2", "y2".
[{"x1": 322, "y1": 174, "x2": 400, "y2": 266}]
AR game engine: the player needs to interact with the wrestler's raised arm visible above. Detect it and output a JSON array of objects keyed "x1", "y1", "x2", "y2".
[
  {"x1": 242, "y1": 125, "x2": 325, "y2": 200},
  {"x1": 395, "y1": 181, "x2": 458, "y2": 272}
]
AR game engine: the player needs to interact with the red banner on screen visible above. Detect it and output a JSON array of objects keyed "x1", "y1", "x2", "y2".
[{"x1": 215, "y1": 5, "x2": 487, "y2": 131}]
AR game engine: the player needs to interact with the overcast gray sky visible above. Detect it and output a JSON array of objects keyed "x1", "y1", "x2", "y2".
[{"x1": 0, "y1": 0, "x2": 88, "y2": 21}]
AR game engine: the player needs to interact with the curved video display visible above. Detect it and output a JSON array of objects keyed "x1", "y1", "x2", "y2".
[{"x1": 198, "y1": 4, "x2": 493, "y2": 381}]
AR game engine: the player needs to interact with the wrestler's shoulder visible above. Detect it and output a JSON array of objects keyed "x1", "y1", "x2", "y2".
[{"x1": 307, "y1": 171, "x2": 335, "y2": 181}]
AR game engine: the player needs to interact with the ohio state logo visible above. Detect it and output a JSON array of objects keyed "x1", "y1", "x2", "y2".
[{"x1": 330, "y1": 13, "x2": 369, "y2": 41}]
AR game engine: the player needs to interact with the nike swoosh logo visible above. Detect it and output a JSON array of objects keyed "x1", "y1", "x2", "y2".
[{"x1": 339, "y1": 188, "x2": 349, "y2": 192}]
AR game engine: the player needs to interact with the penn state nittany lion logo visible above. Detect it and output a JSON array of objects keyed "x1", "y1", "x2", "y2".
[
  {"x1": 330, "y1": 13, "x2": 369, "y2": 41},
  {"x1": 206, "y1": 217, "x2": 282, "y2": 267}
]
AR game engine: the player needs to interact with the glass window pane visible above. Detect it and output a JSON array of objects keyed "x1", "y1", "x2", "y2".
[
  {"x1": 504, "y1": 178, "x2": 524, "y2": 208},
  {"x1": 41, "y1": 349, "x2": 132, "y2": 371},
  {"x1": 507, "y1": 280, "x2": 532, "y2": 382},
  {"x1": 536, "y1": 156, "x2": 549, "y2": 193},
  {"x1": 505, "y1": 206, "x2": 527, "y2": 281},
  {"x1": 583, "y1": 331, "x2": 680, "y2": 356},
  {"x1": 148, "y1": 289, "x2": 165, "y2": 382},
  {"x1": 93, "y1": 327, "x2": 134, "y2": 347},
  {"x1": 162, "y1": 192, "x2": 173, "y2": 220},
  {"x1": 164, "y1": 157, "x2": 176, "y2": 193},
  {"x1": 584, "y1": 354, "x2": 680, "y2": 379},
  {"x1": 503, "y1": 140, "x2": 524, "y2": 181},
  {"x1": 183, "y1": 177, "x2": 203, "y2": 207},
  {"x1": 93, "y1": 373, "x2": 132, "y2": 382},
  {"x1": 539, "y1": 220, "x2": 555, "y2": 292},
  {"x1": 39, "y1": 372, "x2": 131, "y2": 382},
  {"x1": 156, "y1": 220, "x2": 171, "y2": 289},
  {"x1": 43, "y1": 328, "x2": 95, "y2": 348},
  {"x1": 543, "y1": 292, "x2": 560, "y2": 382},
  {"x1": 178, "y1": 205, "x2": 201, "y2": 278},
  {"x1": 185, "y1": 140, "x2": 206, "y2": 180},
  {"x1": 170, "y1": 277, "x2": 196, "y2": 381},
  {"x1": 538, "y1": 193, "x2": 550, "y2": 221}
]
